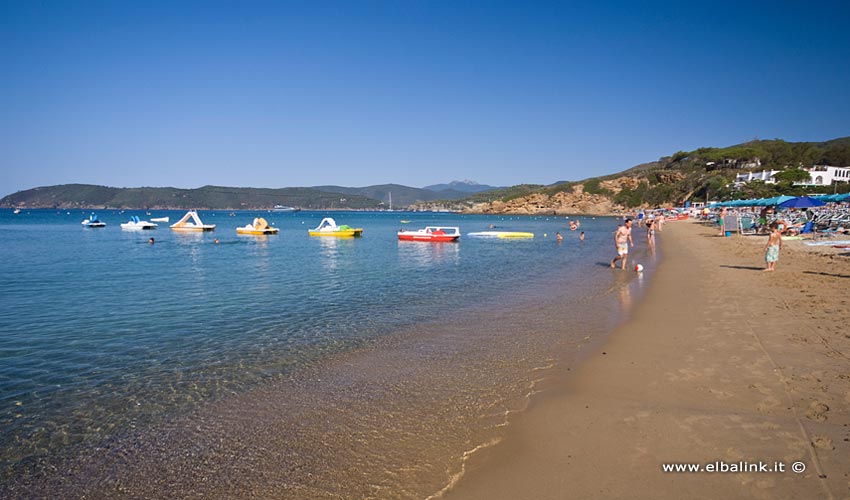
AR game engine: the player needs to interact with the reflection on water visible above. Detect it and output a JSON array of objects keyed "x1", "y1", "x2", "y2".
[
  {"x1": 397, "y1": 241, "x2": 460, "y2": 268},
  {"x1": 315, "y1": 235, "x2": 356, "y2": 271},
  {"x1": 617, "y1": 279, "x2": 632, "y2": 313}
]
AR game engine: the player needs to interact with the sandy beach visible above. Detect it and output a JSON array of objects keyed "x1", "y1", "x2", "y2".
[{"x1": 445, "y1": 220, "x2": 850, "y2": 499}]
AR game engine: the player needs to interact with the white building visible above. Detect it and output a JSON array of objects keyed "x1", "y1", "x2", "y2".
[
  {"x1": 735, "y1": 170, "x2": 780, "y2": 186},
  {"x1": 797, "y1": 165, "x2": 850, "y2": 186}
]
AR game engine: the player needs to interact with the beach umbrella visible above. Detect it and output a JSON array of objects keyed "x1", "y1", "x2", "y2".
[
  {"x1": 778, "y1": 196, "x2": 826, "y2": 208},
  {"x1": 765, "y1": 195, "x2": 795, "y2": 206}
]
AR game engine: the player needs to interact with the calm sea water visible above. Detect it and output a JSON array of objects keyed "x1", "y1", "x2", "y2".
[{"x1": 0, "y1": 209, "x2": 657, "y2": 498}]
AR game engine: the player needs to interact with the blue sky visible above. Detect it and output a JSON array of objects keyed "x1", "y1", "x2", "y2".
[{"x1": 2, "y1": 0, "x2": 849, "y2": 195}]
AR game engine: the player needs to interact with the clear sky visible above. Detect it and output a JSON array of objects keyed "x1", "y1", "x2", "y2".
[{"x1": 2, "y1": 0, "x2": 849, "y2": 196}]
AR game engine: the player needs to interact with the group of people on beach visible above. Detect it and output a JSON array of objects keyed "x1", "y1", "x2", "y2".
[{"x1": 610, "y1": 214, "x2": 661, "y2": 270}]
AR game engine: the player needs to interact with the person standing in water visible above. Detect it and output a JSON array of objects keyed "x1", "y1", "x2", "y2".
[
  {"x1": 611, "y1": 219, "x2": 634, "y2": 270},
  {"x1": 646, "y1": 219, "x2": 655, "y2": 249}
]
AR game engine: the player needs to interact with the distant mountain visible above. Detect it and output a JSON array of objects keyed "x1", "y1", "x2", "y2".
[
  {"x1": 422, "y1": 180, "x2": 500, "y2": 193},
  {"x1": 311, "y1": 183, "x2": 470, "y2": 207},
  {"x1": 0, "y1": 184, "x2": 383, "y2": 210}
]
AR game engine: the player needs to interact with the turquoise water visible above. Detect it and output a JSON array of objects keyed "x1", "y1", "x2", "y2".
[{"x1": 0, "y1": 209, "x2": 656, "y2": 497}]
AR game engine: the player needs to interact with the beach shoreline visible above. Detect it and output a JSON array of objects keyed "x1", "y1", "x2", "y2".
[{"x1": 444, "y1": 220, "x2": 850, "y2": 499}]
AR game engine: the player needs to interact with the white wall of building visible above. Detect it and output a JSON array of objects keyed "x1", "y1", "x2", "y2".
[
  {"x1": 735, "y1": 170, "x2": 780, "y2": 185},
  {"x1": 797, "y1": 166, "x2": 850, "y2": 186}
]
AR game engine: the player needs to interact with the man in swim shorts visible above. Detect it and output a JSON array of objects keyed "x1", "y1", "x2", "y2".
[
  {"x1": 764, "y1": 222, "x2": 782, "y2": 271},
  {"x1": 611, "y1": 219, "x2": 634, "y2": 270}
]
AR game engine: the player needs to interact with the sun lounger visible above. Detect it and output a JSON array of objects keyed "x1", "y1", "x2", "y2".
[{"x1": 738, "y1": 216, "x2": 757, "y2": 235}]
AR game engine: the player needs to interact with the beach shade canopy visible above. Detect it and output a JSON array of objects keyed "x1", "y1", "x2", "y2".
[
  {"x1": 814, "y1": 193, "x2": 850, "y2": 203},
  {"x1": 778, "y1": 196, "x2": 826, "y2": 208},
  {"x1": 758, "y1": 195, "x2": 794, "y2": 206}
]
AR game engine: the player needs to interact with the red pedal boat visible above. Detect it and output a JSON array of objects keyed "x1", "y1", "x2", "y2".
[{"x1": 397, "y1": 226, "x2": 460, "y2": 242}]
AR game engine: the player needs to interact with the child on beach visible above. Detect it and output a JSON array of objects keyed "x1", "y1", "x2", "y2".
[{"x1": 764, "y1": 223, "x2": 782, "y2": 272}]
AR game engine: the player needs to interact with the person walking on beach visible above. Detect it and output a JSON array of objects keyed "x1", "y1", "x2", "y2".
[
  {"x1": 764, "y1": 223, "x2": 783, "y2": 272},
  {"x1": 611, "y1": 219, "x2": 634, "y2": 270},
  {"x1": 646, "y1": 219, "x2": 655, "y2": 249}
]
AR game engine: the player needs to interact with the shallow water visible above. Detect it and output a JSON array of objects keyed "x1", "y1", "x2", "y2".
[{"x1": 0, "y1": 209, "x2": 658, "y2": 498}]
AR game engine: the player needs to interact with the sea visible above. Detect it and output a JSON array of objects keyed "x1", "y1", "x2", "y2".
[{"x1": 0, "y1": 209, "x2": 658, "y2": 499}]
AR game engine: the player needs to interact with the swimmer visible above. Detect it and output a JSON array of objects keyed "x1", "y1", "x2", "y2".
[
  {"x1": 580, "y1": 231, "x2": 585, "y2": 241},
  {"x1": 148, "y1": 237, "x2": 155, "y2": 244},
  {"x1": 556, "y1": 232, "x2": 563, "y2": 242},
  {"x1": 214, "y1": 238, "x2": 220, "y2": 244}
]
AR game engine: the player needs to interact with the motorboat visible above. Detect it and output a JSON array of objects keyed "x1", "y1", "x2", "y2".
[
  {"x1": 120, "y1": 216, "x2": 158, "y2": 230},
  {"x1": 466, "y1": 231, "x2": 534, "y2": 239},
  {"x1": 13, "y1": 208, "x2": 21, "y2": 214},
  {"x1": 81, "y1": 214, "x2": 106, "y2": 228},
  {"x1": 308, "y1": 217, "x2": 363, "y2": 237},
  {"x1": 170, "y1": 210, "x2": 216, "y2": 231},
  {"x1": 398, "y1": 226, "x2": 460, "y2": 242},
  {"x1": 272, "y1": 205, "x2": 301, "y2": 212},
  {"x1": 150, "y1": 216, "x2": 170, "y2": 223},
  {"x1": 237, "y1": 217, "x2": 279, "y2": 235}
]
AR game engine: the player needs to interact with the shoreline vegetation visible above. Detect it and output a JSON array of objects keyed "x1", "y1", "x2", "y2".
[{"x1": 443, "y1": 221, "x2": 850, "y2": 499}]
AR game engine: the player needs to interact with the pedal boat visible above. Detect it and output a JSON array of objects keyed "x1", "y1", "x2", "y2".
[
  {"x1": 170, "y1": 210, "x2": 216, "y2": 231},
  {"x1": 466, "y1": 231, "x2": 534, "y2": 239},
  {"x1": 397, "y1": 226, "x2": 460, "y2": 242},
  {"x1": 81, "y1": 214, "x2": 106, "y2": 228},
  {"x1": 120, "y1": 216, "x2": 158, "y2": 230},
  {"x1": 237, "y1": 217, "x2": 279, "y2": 235},
  {"x1": 308, "y1": 217, "x2": 363, "y2": 237}
]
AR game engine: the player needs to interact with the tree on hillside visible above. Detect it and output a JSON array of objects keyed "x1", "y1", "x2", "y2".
[{"x1": 773, "y1": 168, "x2": 810, "y2": 184}]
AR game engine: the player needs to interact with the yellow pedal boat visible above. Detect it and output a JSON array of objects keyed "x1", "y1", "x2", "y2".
[
  {"x1": 308, "y1": 217, "x2": 363, "y2": 237},
  {"x1": 237, "y1": 217, "x2": 279, "y2": 235}
]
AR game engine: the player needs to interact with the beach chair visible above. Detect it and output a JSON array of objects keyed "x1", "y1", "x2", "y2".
[{"x1": 738, "y1": 216, "x2": 757, "y2": 235}]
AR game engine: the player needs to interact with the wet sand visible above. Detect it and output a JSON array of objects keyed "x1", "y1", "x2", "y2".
[{"x1": 445, "y1": 221, "x2": 850, "y2": 499}]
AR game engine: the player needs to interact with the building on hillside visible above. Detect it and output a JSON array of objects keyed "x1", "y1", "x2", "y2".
[
  {"x1": 721, "y1": 157, "x2": 762, "y2": 169},
  {"x1": 794, "y1": 165, "x2": 850, "y2": 186},
  {"x1": 734, "y1": 170, "x2": 780, "y2": 186}
]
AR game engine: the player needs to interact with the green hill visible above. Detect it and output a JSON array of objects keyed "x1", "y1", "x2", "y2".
[
  {"x1": 447, "y1": 137, "x2": 850, "y2": 213},
  {"x1": 0, "y1": 184, "x2": 384, "y2": 210},
  {"x1": 5, "y1": 137, "x2": 849, "y2": 212},
  {"x1": 311, "y1": 183, "x2": 469, "y2": 207}
]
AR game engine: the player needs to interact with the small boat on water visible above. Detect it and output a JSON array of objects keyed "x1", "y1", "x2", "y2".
[
  {"x1": 150, "y1": 216, "x2": 170, "y2": 223},
  {"x1": 308, "y1": 217, "x2": 363, "y2": 237},
  {"x1": 272, "y1": 205, "x2": 301, "y2": 213},
  {"x1": 466, "y1": 231, "x2": 534, "y2": 239},
  {"x1": 398, "y1": 226, "x2": 460, "y2": 242},
  {"x1": 13, "y1": 208, "x2": 21, "y2": 214},
  {"x1": 170, "y1": 211, "x2": 215, "y2": 231},
  {"x1": 120, "y1": 216, "x2": 157, "y2": 230},
  {"x1": 81, "y1": 214, "x2": 106, "y2": 228},
  {"x1": 237, "y1": 217, "x2": 279, "y2": 235}
]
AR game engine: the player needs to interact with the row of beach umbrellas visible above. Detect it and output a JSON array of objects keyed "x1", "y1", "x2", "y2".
[{"x1": 711, "y1": 193, "x2": 850, "y2": 208}]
